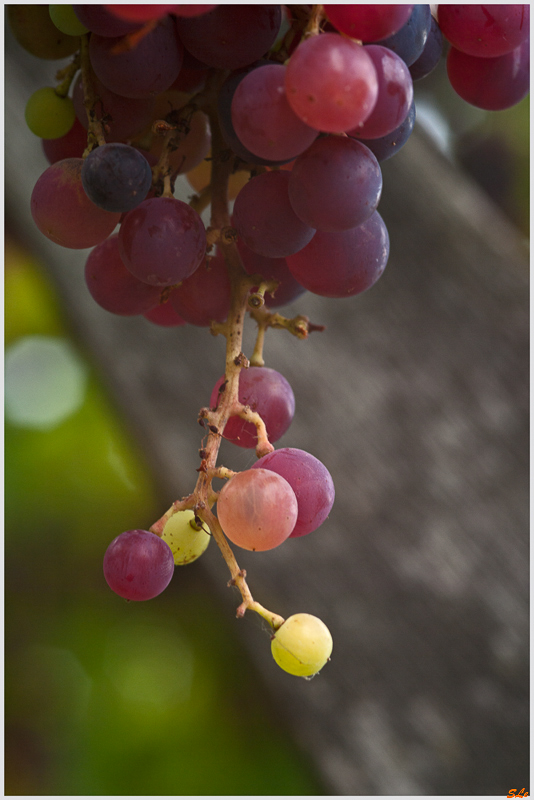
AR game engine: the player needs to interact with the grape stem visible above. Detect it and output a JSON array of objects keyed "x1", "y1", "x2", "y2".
[
  {"x1": 54, "y1": 54, "x2": 80, "y2": 99},
  {"x1": 79, "y1": 34, "x2": 107, "y2": 150}
]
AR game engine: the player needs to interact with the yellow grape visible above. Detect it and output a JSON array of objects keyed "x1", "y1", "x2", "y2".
[
  {"x1": 161, "y1": 509, "x2": 210, "y2": 565},
  {"x1": 25, "y1": 88, "x2": 76, "y2": 140},
  {"x1": 271, "y1": 613, "x2": 333, "y2": 677}
]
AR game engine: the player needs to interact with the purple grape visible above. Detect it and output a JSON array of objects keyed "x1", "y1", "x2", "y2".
[
  {"x1": 286, "y1": 211, "x2": 389, "y2": 299},
  {"x1": 89, "y1": 16, "x2": 183, "y2": 99},
  {"x1": 103, "y1": 529, "x2": 174, "y2": 601},
  {"x1": 233, "y1": 171, "x2": 315, "y2": 258},
  {"x1": 288, "y1": 136, "x2": 382, "y2": 232},
  {"x1": 446, "y1": 39, "x2": 530, "y2": 111},
  {"x1": 81, "y1": 143, "x2": 152, "y2": 213},
  {"x1": 237, "y1": 241, "x2": 306, "y2": 308},
  {"x1": 348, "y1": 45, "x2": 413, "y2": 140},
  {"x1": 119, "y1": 197, "x2": 206, "y2": 286},
  {"x1": 355, "y1": 100, "x2": 415, "y2": 162},
  {"x1": 210, "y1": 367, "x2": 295, "y2": 449},
  {"x1": 375, "y1": 4, "x2": 432, "y2": 66},
  {"x1": 85, "y1": 234, "x2": 162, "y2": 315},
  {"x1": 409, "y1": 16, "x2": 443, "y2": 81},
  {"x1": 176, "y1": 5, "x2": 282, "y2": 70},
  {"x1": 252, "y1": 448, "x2": 335, "y2": 538}
]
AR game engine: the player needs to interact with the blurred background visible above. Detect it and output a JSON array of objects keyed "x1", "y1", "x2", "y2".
[{"x1": 5, "y1": 9, "x2": 529, "y2": 797}]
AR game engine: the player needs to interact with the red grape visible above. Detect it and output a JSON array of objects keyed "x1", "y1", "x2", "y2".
[
  {"x1": 288, "y1": 136, "x2": 382, "y2": 231},
  {"x1": 438, "y1": 4, "x2": 530, "y2": 58},
  {"x1": 233, "y1": 171, "x2": 315, "y2": 258},
  {"x1": 106, "y1": 5, "x2": 177, "y2": 22},
  {"x1": 84, "y1": 234, "x2": 161, "y2": 316},
  {"x1": 348, "y1": 46, "x2": 413, "y2": 140},
  {"x1": 72, "y1": 75, "x2": 155, "y2": 143},
  {"x1": 119, "y1": 197, "x2": 206, "y2": 286},
  {"x1": 231, "y1": 64, "x2": 318, "y2": 161},
  {"x1": 31, "y1": 158, "x2": 120, "y2": 249},
  {"x1": 252, "y1": 448, "x2": 335, "y2": 538},
  {"x1": 210, "y1": 367, "x2": 295, "y2": 449},
  {"x1": 217, "y1": 469, "x2": 298, "y2": 551},
  {"x1": 170, "y1": 251, "x2": 232, "y2": 326},
  {"x1": 143, "y1": 300, "x2": 187, "y2": 327},
  {"x1": 41, "y1": 117, "x2": 88, "y2": 164},
  {"x1": 103, "y1": 529, "x2": 174, "y2": 601},
  {"x1": 324, "y1": 5, "x2": 414, "y2": 42},
  {"x1": 447, "y1": 40, "x2": 530, "y2": 111},
  {"x1": 286, "y1": 211, "x2": 389, "y2": 298},
  {"x1": 285, "y1": 33, "x2": 379, "y2": 133}
]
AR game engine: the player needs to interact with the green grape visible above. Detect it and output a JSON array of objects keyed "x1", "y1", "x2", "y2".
[
  {"x1": 271, "y1": 613, "x2": 333, "y2": 677},
  {"x1": 161, "y1": 510, "x2": 211, "y2": 565},
  {"x1": 49, "y1": 5, "x2": 89, "y2": 36},
  {"x1": 25, "y1": 88, "x2": 76, "y2": 140},
  {"x1": 8, "y1": 5, "x2": 80, "y2": 60}
]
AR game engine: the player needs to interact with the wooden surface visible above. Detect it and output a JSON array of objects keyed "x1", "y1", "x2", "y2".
[{"x1": 6, "y1": 37, "x2": 529, "y2": 796}]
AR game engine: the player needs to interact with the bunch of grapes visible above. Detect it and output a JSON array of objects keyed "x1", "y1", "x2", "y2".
[{"x1": 10, "y1": 3, "x2": 529, "y2": 679}]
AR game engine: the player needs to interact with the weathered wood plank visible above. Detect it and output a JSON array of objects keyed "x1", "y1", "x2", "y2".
[{"x1": 6, "y1": 36, "x2": 529, "y2": 796}]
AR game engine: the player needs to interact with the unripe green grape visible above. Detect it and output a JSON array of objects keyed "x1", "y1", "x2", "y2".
[
  {"x1": 271, "y1": 613, "x2": 333, "y2": 677},
  {"x1": 25, "y1": 88, "x2": 76, "y2": 140},
  {"x1": 49, "y1": 5, "x2": 89, "y2": 36},
  {"x1": 161, "y1": 509, "x2": 211, "y2": 565}
]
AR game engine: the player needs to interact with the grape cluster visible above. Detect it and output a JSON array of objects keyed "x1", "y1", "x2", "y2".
[{"x1": 11, "y1": 4, "x2": 529, "y2": 679}]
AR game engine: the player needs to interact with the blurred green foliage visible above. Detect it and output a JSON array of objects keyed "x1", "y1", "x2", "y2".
[{"x1": 5, "y1": 238, "x2": 323, "y2": 796}]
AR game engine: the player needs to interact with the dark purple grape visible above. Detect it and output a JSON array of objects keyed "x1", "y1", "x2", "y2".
[
  {"x1": 170, "y1": 251, "x2": 232, "y2": 326},
  {"x1": 288, "y1": 136, "x2": 382, "y2": 231},
  {"x1": 233, "y1": 171, "x2": 315, "y2": 258},
  {"x1": 89, "y1": 16, "x2": 183, "y2": 99},
  {"x1": 81, "y1": 143, "x2": 152, "y2": 213},
  {"x1": 210, "y1": 367, "x2": 295, "y2": 449},
  {"x1": 84, "y1": 234, "x2": 161, "y2": 315},
  {"x1": 447, "y1": 39, "x2": 530, "y2": 110},
  {"x1": 237, "y1": 241, "x2": 306, "y2": 308},
  {"x1": 252, "y1": 448, "x2": 335, "y2": 537},
  {"x1": 375, "y1": 4, "x2": 432, "y2": 66},
  {"x1": 409, "y1": 16, "x2": 444, "y2": 81},
  {"x1": 286, "y1": 211, "x2": 389, "y2": 299},
  {"x1": 103, "y1": 529, "x2": 174, "y2": 601},
  {"x1": 119, "y1": 197, "x2": 206, "y2": 286},
  {"x1": 176, "y1": 5, "x2": 282, "y2": 70},
  {"x1": 355, "y1": 100, "x2": 415, "y2": 162}
]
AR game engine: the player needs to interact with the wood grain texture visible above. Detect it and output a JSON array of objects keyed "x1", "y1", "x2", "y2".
[{"x1": 6, "y1": 37, "x2": 528, "y2": 796}]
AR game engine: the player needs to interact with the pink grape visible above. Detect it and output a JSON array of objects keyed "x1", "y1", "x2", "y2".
[
  {"x1": 31, "y1": 158, "x2": 120, "y2": 249},
  {"x1": 285, "y1": 34, "x2": 379, "y2": 133},
  {"x1": 170, "y1": 251, "x2": 231, "y2": 326},
  {"x1": 231, "y1": 64, "x2": 318, "y2": 161},
  {"x1": 233, "y1": 171, "x2": 315, "y2": 258},
  {"x1": 288, "y1": 136, "x2": 382, "y2": 231},
  {"x1": 210, "y1": 367, "x2": 295, "y2": 449},
  {"x1": 103, "y1": 529, "x2": 174, "y2": 601},
  {"x1": 286, "y1": 211, "x2": 389, "y2": 298},
  {"x1": 252, "y1": 448, "x2": 335, "y2": 538},
  {"x1": 438, "y1": 4, "x2": 530, "y2": 58},
  {"x1": 348, "y1": 46, "x2": 413, "y2": 140},
  {"x1": 324, "y1": 5, "x2": 414, "y2": 42},
  {"x1": 119, "y1": 197, "x2": 206, "y2": 286},
  {"x1": 175, "y1": 5, "x2": 281, "y2": 70},
  {"x1": 89, "y1": 16, "x2": 183, "y2": 99},
  {"x1": 84, "y1": 234, "x2": 161, "y2": 316},
  {"x1": 217, "y1": 469, "x2": 298, "y2": 551},
  {"x1": 446, "y1": 40, "x2": 530, "y2": 111}
]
